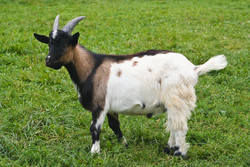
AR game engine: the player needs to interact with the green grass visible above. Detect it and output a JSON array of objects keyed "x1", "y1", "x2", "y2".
[{"x1": 0, "y1": 0, "x2": 249, "y2": 166}]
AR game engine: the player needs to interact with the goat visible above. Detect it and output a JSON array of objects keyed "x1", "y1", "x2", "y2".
[{"x1": 34, "y1": 15, "x2": 227, "y2": 157}]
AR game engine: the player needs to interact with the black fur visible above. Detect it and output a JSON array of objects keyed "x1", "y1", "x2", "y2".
[
  {"x1": 97, "y1": 49, "x2": 172, "y2": 61},
  {"x1": 90, "y1": 110, "x2": 102, "y2": 145},
  {"x1": 142, "y1": 103, "x2": 146, "y2": 109},
  {"x1": 34, "y1": 33, "x2": 49, "y2": 44},
  {"x1": 174, "y1": 151, "x2": 182, "y2": 156},
  {"x1": 107, "y1": 114, "x2": 123, "y2": 140},
  {"x1": 64, "y1": 62, "x2": 95, "y2": 111},
  {"x1": 72, "y1": 32, "x2": 80, "y2": 46},
  {"x1": 65, "y1": 62, "x2": 80, "y2": 84},
  {"x1": 146, "y1": 113, "x2": 153, "y2": 118}
]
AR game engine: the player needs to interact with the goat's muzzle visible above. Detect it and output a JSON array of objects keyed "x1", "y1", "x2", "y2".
[{"x1": 45, "y1": 55, "x2": 62, "y2": 70}]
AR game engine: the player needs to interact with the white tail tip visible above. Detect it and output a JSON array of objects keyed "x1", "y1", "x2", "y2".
[{"x1": 196, "y1": 55, "x2": 227, "y2": 76}]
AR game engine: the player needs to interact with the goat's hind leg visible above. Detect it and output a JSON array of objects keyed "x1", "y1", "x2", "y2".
[
  {"x1": 163, "y1": 80, "x2": 196, "y2": 157},
  {"x1": 164, "y1": 91, "x2": 196, "y2": 157},
  {"x1": 165, "y1": 107, "x2": 190, "y2": 158},
  {"x1": 173, "y1": 129, "x2": 189, "y2": 157},
  {"x1": 107, "y1": 113, "x2": 128, "y2": 147},
  {"x1": 164, "y1": 130, "x2": 179, "y2": 155},
  {"x1": 163, "y1": 89, "x2": 196, "y2": 157}
]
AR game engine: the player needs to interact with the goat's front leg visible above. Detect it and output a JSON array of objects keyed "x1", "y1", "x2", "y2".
[
  {"x1": 107, "y1": 113, "x2": 128, "y2": 147},
  {"x1": 90, "y1": 110, "x2": 106, "y2": 154}
]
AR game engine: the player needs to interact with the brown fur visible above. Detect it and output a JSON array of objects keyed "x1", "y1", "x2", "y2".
[
  {"x1": 117, "y1": 70, "x2": 122, "y2": 77},
  {"x1": 93, "y1": 60, "x2": 112, "y2": 109},
  {"x1": 158, "y1": 78, "x2": 162, "y2": 85},
  {"x1": 72, "y1": 45, "x2": 95, "y2": 82},
  {"x1": 194, "y1": 66, "x2": 199, "y2": 71},
  {"x1": 132, "y1": 61, "x2": 138, "y2": 66},
  {"x1": 60, "y1": 47, "x2": 74, "y2": 64}
]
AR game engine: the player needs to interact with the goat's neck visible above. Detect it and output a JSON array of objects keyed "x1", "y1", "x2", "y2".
[{"x1": 65, "y1": 44, "x2": 95, "y2": 84}]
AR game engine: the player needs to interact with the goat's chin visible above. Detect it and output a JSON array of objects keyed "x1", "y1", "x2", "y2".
[
  {"x1": 46, "y1": 62, "x2": 63, "y2": 70},
  {"x1": 52, "y1": 66, "x2": 62, "y2": 70}
]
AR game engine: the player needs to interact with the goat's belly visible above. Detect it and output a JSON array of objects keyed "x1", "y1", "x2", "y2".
[{"x1": 109, "y1": 103, "x2": 166, "y2": 116}]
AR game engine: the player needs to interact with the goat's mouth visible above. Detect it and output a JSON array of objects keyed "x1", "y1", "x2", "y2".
[{"x1": 46, "y1": 61, "x2": 63, "y2": 70}]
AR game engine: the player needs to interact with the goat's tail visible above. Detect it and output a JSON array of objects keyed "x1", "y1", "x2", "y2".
[{"x1": 195, "y1": 55, "x2": 227, "y2": 76}]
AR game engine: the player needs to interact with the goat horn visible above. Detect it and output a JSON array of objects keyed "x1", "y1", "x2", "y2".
[
  {"x1": 53, "y1": 15, "x2": 60, "y2": 30},
  {"x1": 62, "y1": 16, "x2": 86, "y2": 34}
]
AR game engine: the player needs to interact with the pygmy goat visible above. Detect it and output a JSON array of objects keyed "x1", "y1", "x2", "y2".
[{"x1": 34, "y1": 15, "x2": 227, "y2": 157}]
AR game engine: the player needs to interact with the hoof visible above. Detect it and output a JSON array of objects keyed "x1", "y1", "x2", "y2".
[
  {"x1": 174, "y1": 151, "x2": 182, "y2": 156},
  {"x1": 164, "y1": 146, "x2": 179, "y2": 155},
  {"x1": 164, "y1": 147, "x2": 172, "y2": 155},
  {"x1": 173, "y1": 146, "x2": 179, "y2": 151},
  {"x1": 174, "y1": 151, "x2": 187, "y2": 159}
]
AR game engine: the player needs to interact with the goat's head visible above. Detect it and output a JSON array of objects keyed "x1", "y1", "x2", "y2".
[{"x1": 34, "y1": 15, "x2": 85, "y2": 69}]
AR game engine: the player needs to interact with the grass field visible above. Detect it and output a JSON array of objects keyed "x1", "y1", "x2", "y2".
[{"x1": 0, "y1": 0, "x2": 249, "y2": 166}]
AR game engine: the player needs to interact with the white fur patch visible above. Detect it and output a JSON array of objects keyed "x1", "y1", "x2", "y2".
[
  {"x1": 122, "y1": 136, "x2": 128, "y2": 146},
  {"x1": 174, "y1": 130, "x2": 189, "y2": 155},
  {"x1": 91, "y1": 141, "x2": 100, "y2": 154},
  {"x1": 73, "y1": 83, "x2": 81, "y2": 98},
  {"x1": 95, "y1": 110, "x2": 107, "y2": 129},
  {"x1": 195, "y1": 55, "x2": 227, "y2": 76},
  {"x1": 168, "y1": 130, "x2": 176, "y2": 148},
  {"x1": 105, "y1": 53, "x2": 197, "y2": 116},
  {"x1": 52, "y1": 30, "x2": 57, "y2": 39}
]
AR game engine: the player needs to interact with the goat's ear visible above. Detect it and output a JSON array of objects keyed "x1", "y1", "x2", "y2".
[
  {"x1": 72, "y1": 32, "x2": 80, "y2": 46},
  {"x1": 34, "y1": 33, "x2": 49, "y2": 44}
]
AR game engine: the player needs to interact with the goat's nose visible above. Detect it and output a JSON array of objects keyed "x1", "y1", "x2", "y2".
[{"x1": 45, "y1": 55, "x2": 51, "y2": 63}]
